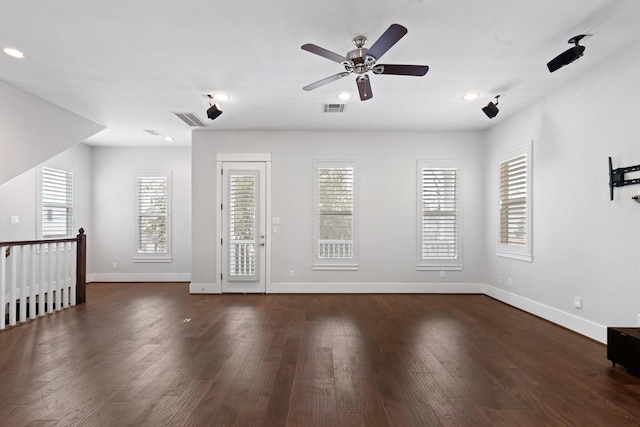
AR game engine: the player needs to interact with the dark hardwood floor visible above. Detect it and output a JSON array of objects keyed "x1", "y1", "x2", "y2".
[{"x1": 1, "y1": 283, "x2": 639, "y2": 426}]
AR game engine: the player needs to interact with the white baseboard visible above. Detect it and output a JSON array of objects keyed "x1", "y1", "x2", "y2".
[
  {"x1": 189, "y1": 282, "x2": 221, "y2": 294},
  {"x1": 81, "y1": 271, "x2": 609, "y2": 343},
  {"x1": 267, "y1": 282, "x2": 485, "y2": 294},
  {"x1": 484, "y1": 285, "x2": 607, "y2": 344},
  {"x1": 88, "y1": 273, "x2": 191, "y2": 283}
]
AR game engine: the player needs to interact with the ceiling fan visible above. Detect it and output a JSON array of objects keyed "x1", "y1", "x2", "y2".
[{"x1": 301, "y1": 24, "x2": 429, "y2": 101}]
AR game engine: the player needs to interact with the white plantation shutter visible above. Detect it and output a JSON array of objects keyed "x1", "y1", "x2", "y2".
[
  {"x1": 500, "y1": 154, "x2": 527, "y2": 246},
  {"x1": 314, "y1": 161, "x2": 358, "y2": 268},
  {"x1": 497, "y1": 142, "x2": 532, "y2": 261},
  {"x1": 42, "y1": 167, "x2": 74, "y2": 238},
  {"x1": 228, "y1": 173, "x2": 257, "y2": 278},
  {"x1": 418, "y1": 162, "x2": 461, "y2": 269},
  {"x1": 136, "y1": 172, "x2": 170, "y2": 256}
]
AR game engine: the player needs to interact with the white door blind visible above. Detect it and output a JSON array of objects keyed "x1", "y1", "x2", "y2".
[
  {"x1": 42, "y1": 167, "x2": 74, "y2": 238},
  {"x1": 137, "y1": 176, "x2": 168, "y2": 254},
  {"x1": 318, "y1": 167, "x2": 353, "y2": 259},
  {"x1": 229, "y1": 174, "x2": 257, "y2": 277},
  {"x1": 500, "y1": 154, "x2": 527, "y2": 246},
  {"x1": 421, "y1": 168, "x2": 457, "y2": 260}
]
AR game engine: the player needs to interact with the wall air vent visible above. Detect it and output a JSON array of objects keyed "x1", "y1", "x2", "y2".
[
  {"x1": 323, "y1": 103, "x2": 345, "y2": 113},
  {"x1": 172, "y1": 112, "x2": 208, "y2": 127},
  {"x1": 143, "y1": 129, "x2": 161, "y2": 136}
]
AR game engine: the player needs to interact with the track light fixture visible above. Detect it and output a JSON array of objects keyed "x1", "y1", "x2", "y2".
[
  {"x1": 547, "y1": 34, "x2": 587, "y2": 73},
  {"x1": 482, "y1": 95, "x2": 500, "y2": 119},
  {"x1": 206, "y1": 95, "x2": 223, "y2": 120}
]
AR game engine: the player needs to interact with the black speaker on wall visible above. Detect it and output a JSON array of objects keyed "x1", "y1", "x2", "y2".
[{"x1": 547, "y1": 35, "x2": 587, "y2": 73}]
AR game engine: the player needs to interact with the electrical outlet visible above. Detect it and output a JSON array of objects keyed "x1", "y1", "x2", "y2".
[
  {"x1": 574, "y1": 296, "x2": 582, "y2": 309},
  {"x1": 507, "y1": 277, "x2": 512, "y2": 287},
  {"x1": 112, "y1": 262, "x2": 118, "y2": 269},
  {"x1": 289, "y1": 270, "x2": 295, "y2": 278},
  {"x1": 439, "y1": 271, "x2": 445, "y2": 278}
]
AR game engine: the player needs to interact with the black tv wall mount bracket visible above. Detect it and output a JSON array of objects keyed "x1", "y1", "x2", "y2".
[{"x1": 609, "y1": 157, "x2": 640, "y2": 201}]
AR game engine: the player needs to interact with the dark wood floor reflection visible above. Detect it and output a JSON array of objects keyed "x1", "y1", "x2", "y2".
[{"x1": 1, "y1": 283, "x2": 639, "y2": 426}]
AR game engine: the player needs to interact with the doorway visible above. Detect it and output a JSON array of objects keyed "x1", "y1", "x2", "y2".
[{"x1": 218, "y1": 157, "x2": 270, "y2": 293}]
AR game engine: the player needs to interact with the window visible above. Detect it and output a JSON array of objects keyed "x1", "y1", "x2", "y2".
[
  {"x1": 497, "y1": 143, "x2": 532, "y2": 261},
  {"x1": 417, "y1": 161, "x2": 462, "y2": 270},
  {"x1": 40, "y1": 166, "x2": 74, "y2": 238},
  {"x1": 313, "y1": 161, "x2": 358, "y2": 269},
  {"x1": 135, "y1": 171, "x2": 171, "y2": 261}
]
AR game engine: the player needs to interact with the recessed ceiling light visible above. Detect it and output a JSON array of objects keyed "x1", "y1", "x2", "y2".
[
  {"x1": 211, "y1": 93, "x2": 230, "y2": 102},
  {"x1": 337, "y1": 92, "x2": 352, "y2": 101},
  {"x1": 3, "y1": 47, "x2": 27, "y2": 59},
  {"x1": 165, "y1": 137, "x2": 174, "y2": 142},
  {"x1": 462, "y1": 92, "x2": 480, "y2": 101}
]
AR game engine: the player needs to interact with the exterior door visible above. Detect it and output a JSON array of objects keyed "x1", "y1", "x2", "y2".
[{"x1": 221, "y1": 162, "x2": 266, "y2": 293}]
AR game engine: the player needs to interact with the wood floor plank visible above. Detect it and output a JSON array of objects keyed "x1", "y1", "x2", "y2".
[{"x1": 1, "y1": 285, "x2": 640, "y2": 426}]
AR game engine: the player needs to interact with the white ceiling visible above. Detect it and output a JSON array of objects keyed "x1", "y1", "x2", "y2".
[{"x1": 2, "y1": 0, "x2": 640, "y2": 147}]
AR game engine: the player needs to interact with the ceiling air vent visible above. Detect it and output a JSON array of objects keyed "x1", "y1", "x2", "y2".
[
  {"x1": 323, "y1": 103, "x2": 345, "y2": 113},
  {"x1": 172, "y1": 112, "x2": 208, "y2": 127}
]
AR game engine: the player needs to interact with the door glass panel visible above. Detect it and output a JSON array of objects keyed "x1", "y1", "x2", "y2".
[{"x1": 228, "y1": 171, "x2": 258, "y2": 280}]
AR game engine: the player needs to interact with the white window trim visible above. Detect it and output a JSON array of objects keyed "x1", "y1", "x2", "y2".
[
  {"x1": 416, "y1": 160, "x2": 463, "y2": 271},
  {"x1": 134, "y1": 170, "x2": 172, "y2": 263},
  {"x1": 496, "y1": 141, "x2": 533, "y2": 262},
  {"x1": 312, "y1": 160, "x2": 359, "y2": 270},
  {"x1": 37, "y1": 163, "x2": 76, "y2": 239}
]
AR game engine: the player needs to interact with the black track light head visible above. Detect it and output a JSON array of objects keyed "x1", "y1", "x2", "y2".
[
  {"x1": 482, "y1": 95, "x2": 500, "y2": 119},
  {"x1": 547, "y1": 34, "x2": 587, "y2": 73},
  {"x1": 206, "y1": 103, "x2": 222, "y2": 120}
]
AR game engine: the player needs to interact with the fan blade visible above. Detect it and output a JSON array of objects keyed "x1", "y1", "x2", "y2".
[
  {"x1": 373, "y1": 64, "x2": 429, "y2": 76},
  {"x1": 301, "y1": 44, "x2": 348, "y2": 64},
  {"x1": 303, "y1": 72, "x2": 351, "y2": 91},
  {"x1": 366, "y1": 24, "x2": 408, "y2": 61},
  {"x1": 356, "y1": 75, "x2": 373, "y2": 101}
]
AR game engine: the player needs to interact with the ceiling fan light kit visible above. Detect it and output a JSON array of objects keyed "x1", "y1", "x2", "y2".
[{"x1": 301, "y1": 23, "x2": 429, "y2": 101}]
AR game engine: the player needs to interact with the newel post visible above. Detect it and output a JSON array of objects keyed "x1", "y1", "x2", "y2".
[{"x1": 76, "y1": 228, "x2": 87, "y2": 304}]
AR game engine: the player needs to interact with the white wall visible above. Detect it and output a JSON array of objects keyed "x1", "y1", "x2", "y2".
[
  {"x1": 0, "y1": 80, "x2": 103, "y2": 185},
  {"x1": 90, "y1": 146, "x2": 191, "y2": 282},
  {"x1": 0, "y1": 143, "x2": 92, "y2": 243},
  {"x1": 192, "y1": 130, "x2": 486, "y2": 293},
  {"x1": 484, "y1": 39, "x2": 640, "y2": 343}
]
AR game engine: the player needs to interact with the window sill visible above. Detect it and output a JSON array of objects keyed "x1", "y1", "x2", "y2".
[
  {"x1": 133, "y1": 257, "x2": 173, "y2": 263},
  {"x1": 312, "y1": 264, "x2": 359, "y2": 271},
  {"x1": 416, "y1": 265, "x2": 463, "y2": 271},
  {"x1": 496, "y1": 251, "x2": 532, "y2": 262}
]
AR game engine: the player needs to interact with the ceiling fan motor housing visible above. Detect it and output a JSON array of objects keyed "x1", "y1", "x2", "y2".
[{"x1": 346, "y1": 47, "x2": 370, "y2": 74}]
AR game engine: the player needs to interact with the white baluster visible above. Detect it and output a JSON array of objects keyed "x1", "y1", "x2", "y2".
[
  {"x1": 19, "y1": 245, "x2": 27, "y2": 323},
  {"x1": 56, "y1": 242, "x2": 63, "y2": 311},
  {"x1": 0, "y1": 246, "x2": 6, "y2": 330},
  {"x1": 9, "y1": 246, "x2": 18, "y2": 326},
  {"x1": 30, "y1": 245, "x2": 38, "y2": 320}
]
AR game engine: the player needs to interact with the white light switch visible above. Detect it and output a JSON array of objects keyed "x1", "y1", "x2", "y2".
[
  {"x1": 10, "y1": 216, "x2": 19, "y2": 225},
  {"x1": 272, "y1": 217, "x2": 280, "y2": 225}
]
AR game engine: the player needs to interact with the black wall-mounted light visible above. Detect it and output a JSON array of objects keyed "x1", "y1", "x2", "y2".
[
  {"x1": 206, "y1": 95, "x2": 223, "y2": 120},
  {"x1": 482, "y1": 95, "x2": 500, "y2": 119},
  {"x1": 547, "y1": 35, "x2": 587, "y2": 73}
]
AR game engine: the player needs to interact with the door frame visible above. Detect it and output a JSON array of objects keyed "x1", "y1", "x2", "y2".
[{"x1": 215, "y1": 153, "x2": 271, "y2": 293}]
